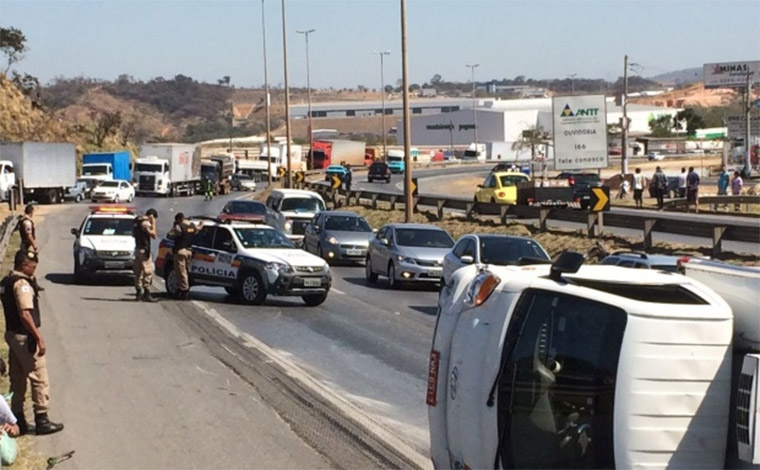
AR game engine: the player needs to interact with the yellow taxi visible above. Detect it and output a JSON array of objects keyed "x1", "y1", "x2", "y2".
[{"x1": 474, "y1": 171, "x2": 530, "y2": 204}]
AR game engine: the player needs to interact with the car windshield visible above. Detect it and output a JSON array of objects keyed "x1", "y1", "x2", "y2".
[
  {"x1": 99, "y1": 181, "x2": 119, "y2": 188},
  {"x1": 280, "y1": 197, "x2": 325, "y2": 212},
  {"x1": 234, "y1": 228, "x2": 295, "y2": 249},
  {"x1": 83, "y1": 217, "x2": 134, "y2": 236},
  {"x1": 395, "y1": 228, "x2": 453, "y2": 248},
  {"x1": 135, "y1": 163, "x2": 163, "y2": 172},
  {"x1": 324, "y1": 215, "x2": 371, "y2": 232},
  {"x1": 479, "y1": 237, "x2": 550, "y2": 265},
  {"x1": 223, "y1": 201, "x2": 267, "y2": 215},
  {"x1": 82, "y1": 165, "x2": 109, "y2": 175},
  {"x1": 499, "y1": 175, "x2": 528, "y2": 186}
]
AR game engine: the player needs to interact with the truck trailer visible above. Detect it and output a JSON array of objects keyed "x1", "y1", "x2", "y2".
[
  {"x1": 200, "y1": 154, "x2": 235, "y2": 195},
  {"x1": 134, "y1": 144, "x2": 200, "y2": 197},
  {"x1": 311, "y1": 140, "x2": 367, "y2": 169},
  {"x1": 0, "y1": 142, "x2": 77, "y2": 204},
  {"x1": 81, "y1": 150, "x2": 131, "y2": 184}
]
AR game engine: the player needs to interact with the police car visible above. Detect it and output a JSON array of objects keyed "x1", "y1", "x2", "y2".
[
  {"x1": 70, "y1": 206, "x2": 136, "y2": 282},
  {"x1": 155, "y1": 218, "x2": 331, "y2": 306}
]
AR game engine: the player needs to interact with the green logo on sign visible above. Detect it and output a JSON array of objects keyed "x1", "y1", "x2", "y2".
[{"x1": 560, "y1": 104, "x2": 599, "y2": 118}]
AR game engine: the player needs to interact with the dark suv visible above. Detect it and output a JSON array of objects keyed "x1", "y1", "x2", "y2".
[
  {"x1": 368, "y1": 161, "x2": 391, "y2": 183},
  {"x1": 555, "y1": 172, "x2": 602, "y2": 209}
]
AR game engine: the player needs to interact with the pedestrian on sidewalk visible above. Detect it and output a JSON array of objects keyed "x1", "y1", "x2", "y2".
[
  {"x1": 716, "y1": 166, "x2": 730, "y2": 211},
  {"x1": 632, "y1": 168, "x2": 646, "y2": 208},
  {"x1": 732, "y1": 171, "x2": 744, "y2": 212},
  {"x1": 132, "y1": 208, "x2": 158, "y2": 302},
  {"x1": 0, "y1": 250, "x2": 64, "y2": 436},
  {"x1": 167, "y1": 213, "x2": 198, "y2": 300},
  {"x1": 652, "y1": 166, "x2": 667, "y2": 210},
  {"x1": 686, "y1": 166, "x2": 700, "y2": 213},
  {"x1": 677, "y1": 167, "x2": 687, "y2": 198}
]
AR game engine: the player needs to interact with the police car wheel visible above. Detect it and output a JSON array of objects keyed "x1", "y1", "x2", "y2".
[
  {"x1": 73, "y1": 257, "x2": 86, "y2": 283},
  {"x1": 302, "y1": 293, "x2": 328, "y2": 306},
  {"x1": 165, "y1": 267, "x2": 180, "y2": 296},
  {"x1": 240, "y1": 272, "x2": 266, "y2": 305}
]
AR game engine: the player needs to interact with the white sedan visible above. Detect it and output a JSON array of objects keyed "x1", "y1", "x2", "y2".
[{"x1": 91, "y1": 180, "x2": 135, "y2": 203}]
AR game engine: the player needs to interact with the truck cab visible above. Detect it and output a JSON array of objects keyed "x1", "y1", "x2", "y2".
[
  {"x1": 264, "y1": 189, "x2": 326, "y2": 245},
  {"x1": 429, "y1": 253, "x2": 757, "y2": 469},
  {"x1": 386, "y1": 150, "x2": 405, "y2": 174},
  {"x1": 0, "y1": 160, "x2": 16, "y2": 201},
  {"x1": 133, "y1": 156, "x2": 169, "y2": 195},
  {"x1": 80, "y1": 162, "x2": 114, "y2": 184}
]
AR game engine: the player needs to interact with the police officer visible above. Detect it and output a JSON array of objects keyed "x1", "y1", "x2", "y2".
[
  {"x1": 167, "y1": 213, "x2": 198, "y2": 300},
  {"x1": 204, "y1": 177, "x2": 214, "y2": 201},
  {"x1": 343, "y1": 164, "x2": 353, "y2": 193},
  {"x1": 0, "y1": 250, "x2": 64, "y2": 435},
  {"x1": 18, "y1": 204, "x2": 37, "y2": 253},
  {"x1": 132, "y1": 208, "x2": 158, "y2": 302}
]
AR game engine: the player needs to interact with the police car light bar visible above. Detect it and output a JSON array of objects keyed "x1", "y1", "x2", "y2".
[{"x1": 89, "y1": 205, "x2": 136, "y2": 214}]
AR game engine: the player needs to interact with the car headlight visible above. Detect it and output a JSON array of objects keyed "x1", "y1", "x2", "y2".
[
  {"x1": 327, "y1": 236, "x2": 339, "y2": 245},
  {"x1": 397, "y1": 255, "x2": 417, "y2": 264},
  {"x1": 265, "y1": 262, "x2": 293, "y2": 274},
  {"x1": 464, "y1": 272, "x2": 501, "y2": 307},
  {"x1": 284, "y1": 221, "x2": 293, "y2": 232}
]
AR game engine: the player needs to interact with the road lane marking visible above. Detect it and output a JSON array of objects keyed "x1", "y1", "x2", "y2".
[
  {"x1": 331, "y1": 288, "x2": 346, "y2": 295},
  {"x1": 191, "y1": 300, "x2": 432, "y2": 470}
]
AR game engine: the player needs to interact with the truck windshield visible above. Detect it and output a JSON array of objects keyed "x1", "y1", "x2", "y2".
[
  {"x1": 233, "y1": 228, "x2": 295, "y2": 249},
  {"x1": 82, "y1": 165, "x2": 109, "y2": 175},
  {"x1": 497, "y1": 289, "x2": 626, "y2": 469},
  {"x1": 280, "y1": 198, "x2": 325, "y2": 212},
  {"x1": 83, "y1": 218, "x2": 134, "y2": 236},
  {"x1": 387, "y1": 156, "x2": 403, "y2": 162},
  {"x1": 135, "y1": 163, "x2": 163, "y2": 173}
]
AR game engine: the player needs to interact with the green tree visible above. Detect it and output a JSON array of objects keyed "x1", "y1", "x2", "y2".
[
  {"x1": 0, "y1": 26, "x2": 27, "y2": 73},
  {"x1": 648, "y1": 115, "x2": 674, "y2": 137},
  {"x1": 674, "y1": 108, "x2": 706, "y2": 137}
]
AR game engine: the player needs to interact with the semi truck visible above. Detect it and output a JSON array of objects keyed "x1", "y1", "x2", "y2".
[
  {"x1": 134, "y1": 144, "x2": 200, "y2": 197},
  {"x1": 386, "y1": 149, "x2": 405, "y2": 174},
  {"x1": 311, "y1": 140, "x2": 368, "y2": 169},
  {"x1": 80, "y1": 150, "x2": 131, "y2": 184},
  {"x1": 0, "y1": 142, "x2": 76, "y2": 204},
  {"x1": 200, "y1": 154, "x2": 235, "y2": 195}
]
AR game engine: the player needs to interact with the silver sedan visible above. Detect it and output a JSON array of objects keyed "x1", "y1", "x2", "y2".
[{"x1": 303, "y1": 211, "x2": 374, "y2": 264}]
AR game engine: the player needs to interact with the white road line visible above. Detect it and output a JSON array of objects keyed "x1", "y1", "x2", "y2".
[
  {"x1": 191, "y1": 300, "x2": 432, "y2": 470},
  {"x1": 331, "y1": 287, "x2": 346, "y2": 295}
]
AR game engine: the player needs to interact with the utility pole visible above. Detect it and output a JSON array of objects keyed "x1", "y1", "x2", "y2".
[
  {"x1": 568, "y1": 73, "x2": 577, "y2": 94},
  {"x1": 744, "y1": 71, "x2": 752, "y2": 177},
  {"x1": 281, "y1": 0, "x2": 292, "y2": 188},
  {"x1": 400, "y1": 0, "x2": 413, "y2": 223},
  {"x1": 466, "y1": 63, "x2": 479, "y2": 149},
  {"x1": 262, "y1": 0, "x2": 273, "y2": 187},
  {"x1": 373, "y1": 50, "x2": 391, "y2": 158},
  {"x1": 621, "y1": 54, "x2": 629, "y2": 176},
  {"x1": 297, "y1": 29, "x2": 315, "y2": 170}
]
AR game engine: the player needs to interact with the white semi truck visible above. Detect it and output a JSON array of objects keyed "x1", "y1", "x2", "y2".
[
  {"x1": 429, "y1": 253, "x2": 759, "y2": 469},
  {"x1": 134, "y1": 144, "x2": 200, "y2": 197}
]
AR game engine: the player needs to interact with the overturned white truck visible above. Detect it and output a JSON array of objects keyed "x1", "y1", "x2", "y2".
[{"x1": 428, "y1": 253, "x2": 759, "y2": 469}]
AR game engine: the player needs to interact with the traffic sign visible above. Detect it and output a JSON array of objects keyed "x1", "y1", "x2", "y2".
[
  {"x1": 295, "y1": 171, "x2": 305, "y2": 184},
  {"x1": 590, "y1": 186, "x2": 610, "y2": 212},
  {"x1": 331, "y1": 174, "x2": 342, "y2": 190},
  {"x1": 411, "y1": 177, "x2": 418, "y2": 197},
  {"x1": 277, "y1": 166, "x2": 286, "y2": 179}
]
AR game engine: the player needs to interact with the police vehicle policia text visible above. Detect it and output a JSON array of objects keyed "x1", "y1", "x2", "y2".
[
  {"x1": 155, "y1": 218, "x2": 331, "y2": 306},
  {"x1": 71, "y1": 206, "x2": 137, "y2": 283},
  {"x1": 428, "y1": 252, "x2": 760, "y2": 469}
]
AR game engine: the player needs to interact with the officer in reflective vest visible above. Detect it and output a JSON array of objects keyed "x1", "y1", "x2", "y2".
[
  {"x1": 167, "y1": 213, "x2": 198, "y2": 300},
  {"x1": 132, "y1": 208, "x2": 158, "y2": 302},
  {"x1": 0, "y1": 250, "x2": 63, "y2": 435}
]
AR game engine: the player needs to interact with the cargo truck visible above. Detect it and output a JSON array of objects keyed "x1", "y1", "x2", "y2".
[
  {"x1": 200, "y1": 154, "x2": 235, "y2": 195},
  {"x1": 0, "y1": 142, "x2": 76, "y2": 204},
  {"x1": 311, "y1": 140, "x2": 368, "y2": 169},
  {"x1": 80, "y1": 150, "x2": 132, "y2": 184},
  {"x1": 239, "y1": 143, "x2": 304, "y2": 181},
  {"x1": 134, "y1": 144, "x2": 200, "y2": 197}
]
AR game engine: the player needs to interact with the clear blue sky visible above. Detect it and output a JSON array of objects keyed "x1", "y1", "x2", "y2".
[{"x1": 1, "y1": 0, "x2": 759, "y2": 89}]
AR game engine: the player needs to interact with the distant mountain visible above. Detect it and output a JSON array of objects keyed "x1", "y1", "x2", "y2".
[{"x1": 649, "y1": 67, "x2": 703, "y2": 86}]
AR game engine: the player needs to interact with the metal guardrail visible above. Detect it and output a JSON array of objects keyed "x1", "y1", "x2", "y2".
[
  {"x1": 662, "y1": 195, "x2": 760, "y2": 210},
  {"x1": 0, "y1": 215, "x2": 19, "y2": 265},
  {"x1": 304, "y1": 182, "x2": 760, "y2": 256}
]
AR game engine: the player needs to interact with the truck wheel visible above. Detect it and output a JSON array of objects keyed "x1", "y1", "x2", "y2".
[
  {"x1": 302, "y1": 293, "x2": 328, "y2": 307},
  {"x1": 46, "y1": 188, "x2": 59, "y2": 204},
  {"x1": 239, "y1": 271, "x2": 267, "y2": 305}
]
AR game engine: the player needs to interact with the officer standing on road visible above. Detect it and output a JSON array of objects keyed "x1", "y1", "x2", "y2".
[
  {"x1": 18, "y1": 205, "x2": 37, "y2": 253},
  {"x1": 204, "y1": 177, "x2": 214, "y2": 201},
  {"x1": 0, "y1": 250, "x2": 64, "y2": 435},
  {"x1": 167, "y1": 213, "x2": 197, "y2": 300},
  {"x1": 133, "y1": 208, "x2": 158, "y2": 302},
  {"x1": 344, "y1": 164, "x2": 352, "y2": 193}
]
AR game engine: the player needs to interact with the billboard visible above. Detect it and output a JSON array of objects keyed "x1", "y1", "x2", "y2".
[
  {"x1": 727, "y1": 113, "x2": 760, "y2": 137},
  {"x1": 552, "y1": 95, "x2": 608, "y2": 170},
  {"x1": 703, "y1": 61, "x2": 760, "y2": 89}
]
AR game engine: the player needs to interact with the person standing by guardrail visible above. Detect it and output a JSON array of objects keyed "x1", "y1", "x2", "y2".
[
  {"x1": 633, "y1": 168, "x2": 645, "y2": 208},
  {"x1": 652, "y1": 166, "x2": 667, "y2": 210},
  {"x1": 686, "y1": 166, "x2": 700, "y2": 213},
  {"x1": 677, "y1": 167, "x2": 687, "y2": 198},
  {"x1": 716, "y1": 166, "x2": 730, "y2": 211},
  {"x1": 731, "y1": 171, "x2": 744, "y2": 212}
]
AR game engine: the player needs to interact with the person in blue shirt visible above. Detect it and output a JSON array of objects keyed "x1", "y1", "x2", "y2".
[{"x1": 716, "y1": 166, "x2": 730, "y2": 211}]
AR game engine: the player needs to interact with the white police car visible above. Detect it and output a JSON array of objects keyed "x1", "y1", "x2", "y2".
[
  {"x1": 156, "y1": 218, "x2": 331, "y2": 306},
  {"x1": 71, "y1": 206, "x2": 136, "y2": 282}
]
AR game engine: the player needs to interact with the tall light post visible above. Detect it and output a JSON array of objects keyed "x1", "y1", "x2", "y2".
[
  {"x1": 281, "y1": 0, "x2": 292, "y2": 188},
  {"x1": 297, "y1": 28, "x2": 315, "y2": 170},
  {"x1": 400, "y1": 0, "x2": 413, "y2": 223},
  {"x1": 621, "y1": 56, "x2": 640, "y2": 176},
  {"x1": 466, "y1": 63, "x2": 479, "y2": 148},
  {"x1": 262, "y1": 0, "x2": 273, "y2": 187},
  {"x1": 568, "y1": 73, "x2": 577, "y2": 94},
  {"x1": 373, "y1": 50, "x2": 391, "y2": 158}
]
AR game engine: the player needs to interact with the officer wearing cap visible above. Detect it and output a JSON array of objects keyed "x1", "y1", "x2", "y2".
[
  {"x1": 0, "y1": 250, "x2": 63, "y2": 435},
  {"x1": 132, "y1": 208, "x2": 158, "y2": 302},
  {"x1": 18, "y1": 204, "x2": 37, "y2": 253},
  {"x1": 166, "y1": 213, "x2": 198, "y2": 300}
]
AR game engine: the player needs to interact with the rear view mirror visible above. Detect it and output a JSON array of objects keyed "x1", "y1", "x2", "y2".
[
  {"x1": 70, "y1": 228, "x2": 78, "y2": 236},
  {"x1": 380, "y1": 238, "x2": 390, "y2": 246},
  {"x1": 460, "y1": 255, "x2": 474, "y2": 264}
]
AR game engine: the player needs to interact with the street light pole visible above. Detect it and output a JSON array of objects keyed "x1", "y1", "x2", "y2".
[
  {"x1": 297, "y1": 29, "x2": 316, "y2": 171},
  {"x1": 262, "y1": 0, "x2": 273, "y2": 187},
  {"x1": 621, "y1": 54, "x2": 629, "y2": 176},
  {"x1": 373, "y1": 50, "x2": 391, "y2": 158},
  {"x1": 568, "y1": 73, "x2": 577, "y2": 94},
  {"x1": 281, "y1": 0, "x2": 292, "y2": 188},
  {"x1": 466, "y1": 63, "x2": 479, "y2": 149},
  {"x1": 400, "y1": 0, "x2": 413, "y2": 223}
]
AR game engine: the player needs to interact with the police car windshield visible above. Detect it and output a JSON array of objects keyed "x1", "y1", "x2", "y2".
[
  {"x1": 224, "y1": 201, "x2": 267, "y2": 215},
  {"x1": 234, "y1": 228, "x2": 296, "y2": 249},
  {"x1": 83, "y1": 217, "x2": 133, "y2": 236},
  {"x1": 280, "y1": 198, "x2": 324, "y2": 213}
]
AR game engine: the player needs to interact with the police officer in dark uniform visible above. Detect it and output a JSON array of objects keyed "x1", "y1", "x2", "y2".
[
  {"x1": 18, "y1": 204, "x2": 37, "y2": 253},
  {"x1": 344, "y1": 164, "x2": 353, "y2": 193},
  {"x1": 132, "y1": 208, "x2": 158, "y2": 302},
  {"x1": 166, "y1": 213, "x2": 198, "y2": 300},
  {"x1": 0, "y1": 250, "x2": 64, "y2": 435}
]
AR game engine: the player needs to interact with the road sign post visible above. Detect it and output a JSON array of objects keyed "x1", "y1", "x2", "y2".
[
  {"x1": 552, "y1": 95, "x2": 608, "y2": 172},
  {"x1": 295, "y1": 171, "x2": 305, "y2": 188}
]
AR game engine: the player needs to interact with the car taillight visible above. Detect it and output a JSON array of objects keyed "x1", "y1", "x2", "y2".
[
  {"x1": 527, "y1": 197, "x2": 535, "y2": 204},
  {"x1": 568, "y1": 177, "x2": 575, "y2": 186},
  {"x1": 426, "y1": 350, "x2": 441, "y2": 406}
]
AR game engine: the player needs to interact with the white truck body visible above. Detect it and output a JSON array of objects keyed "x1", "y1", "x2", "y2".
[
  {"x1": 463, "y1": 143, "x2": 486, "y2": 161},
  {"x1": 486, "y1": 141, "x2": 531, "y2": 161},
  {"x1": 135, "y1": 144, "x2": 200, "y2": 196},
  {"x1": 0, "y1": 142, "x2": 77, "y2": 203}
]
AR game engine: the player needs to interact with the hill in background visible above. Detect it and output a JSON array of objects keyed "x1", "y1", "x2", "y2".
[{"x1": 649, "y1": 67, "x2": 703, "y2": 86}]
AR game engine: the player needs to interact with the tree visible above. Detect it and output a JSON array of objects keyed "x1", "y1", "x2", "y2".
[
  {"x1": 512, "y1": 126, "x2": 551, "y2": 179},
  {"x1": 0, "y1": 27, "x2": 27, "y2": 73},
  {"x1": 217, "y1": 76, "x2": 231, "y2": 86},
  {"x1": 648, "y1": 115, "x2": 673, "y2": 137},
  {"x1": 674, "y1": 108, "x2": 706, "y2": 137},
  {"x1": 430, "y1": 74, "x2": 442, "y2": 85},
  {"x1": 10, "y1": 71, "x2": 40, "y2": 104},
  {"x1": 89, "y1": 110, "x2": 123, "y2": 147},
  {"x1": 384, "y1": 84, "x2": 393, "y2": 94}
]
